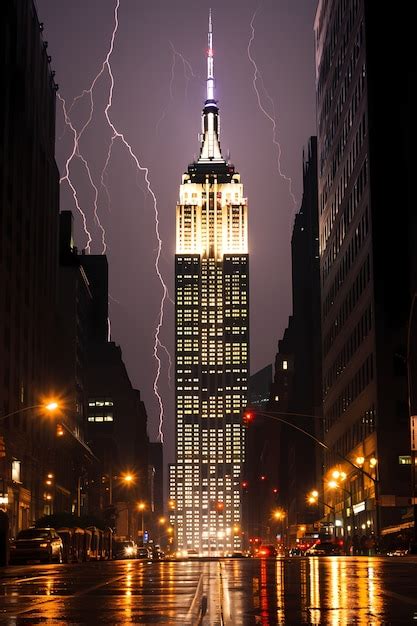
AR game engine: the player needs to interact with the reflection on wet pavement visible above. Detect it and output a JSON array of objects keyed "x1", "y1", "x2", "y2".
[
  {"x1": 0, "y1": 556, "x2": 416, "y2": 624},
  {"x1": 218, "y1": 556, "x2": 417, "y2": 625}
]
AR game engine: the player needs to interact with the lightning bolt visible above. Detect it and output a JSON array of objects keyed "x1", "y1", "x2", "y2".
[
  {"x1": 58, "y1": 93, "x2": 93, "y2": 252},
  {"x1": 248, "y1": 9, "x2": 297, "y2": 208},
  {"x1": 58, "y1": 0, "x2": 172, "y2": 443},
  {"x1": 156, "y1": 41, "x2": 196, "y2": 135},
  {"x1": 101, "y1": 0, "x2": 167, "y2": 443},
  {"x1": 58, "y1": 91, "x2": 108, "y2": 254}
]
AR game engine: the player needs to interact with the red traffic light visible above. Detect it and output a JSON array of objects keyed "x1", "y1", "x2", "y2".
[{"x1": 242, "y1": 411, "x2": 254, "y2": 427}]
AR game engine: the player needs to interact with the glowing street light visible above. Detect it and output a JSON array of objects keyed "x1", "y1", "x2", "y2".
[
  {"x1": 273, "y1": 508, "x2": 286, "y2": 521},
  {"x1": 0, "y1": 400, "x2": 60, "y2": 421},
  {"x1": 45, "y1": 401, "x2": 59, "y2": 412},
  {"x1": 121, "y1": 472, "x2": 135, "y2": 484}
]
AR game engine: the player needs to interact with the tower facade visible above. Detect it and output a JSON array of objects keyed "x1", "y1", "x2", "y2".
[
  {"x1": 171, "y1": 13, "x2": 249, "y2": 555},
  {"x1": 314, "y1": 0, "x2": 414, "y2": 540}
]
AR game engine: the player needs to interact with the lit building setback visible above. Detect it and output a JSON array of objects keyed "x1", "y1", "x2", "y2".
[{"x1": 170, "y1": 12, "x2": 249, "y2": 555}]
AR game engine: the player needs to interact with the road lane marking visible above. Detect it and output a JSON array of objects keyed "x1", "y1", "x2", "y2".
[
  {"x1": 185, "y1": 572, "x2": 204, "y2": 623},
  {"x1": 9, "y1": 572, "x2": 128, "y2": 617},
  {"x1": 381, "y1": 589, "x2": 417, "y2": 606}
]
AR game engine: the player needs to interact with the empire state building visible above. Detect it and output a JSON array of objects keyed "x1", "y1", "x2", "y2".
[{"x1": 169, "y1": 12, "x2": 249, "y2": 555}]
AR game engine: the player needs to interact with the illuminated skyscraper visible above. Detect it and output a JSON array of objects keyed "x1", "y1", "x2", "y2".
[{"x1": 170, "y1": 12, "x2": 249, "y2": 555}]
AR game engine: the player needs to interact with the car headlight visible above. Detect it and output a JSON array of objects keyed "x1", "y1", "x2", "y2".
[
  {"x1": 39, "y1": 543, "x2": 49, "y2": 548},
  {"x1": 124, "y1": 546, "x2": 134, "y2": 555}
]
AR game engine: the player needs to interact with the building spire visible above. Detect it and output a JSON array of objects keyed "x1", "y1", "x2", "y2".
[
  {"x1": 207, "y1": 8, "x2": 214, "y2": 102},
  {"x1": 198, "y1": 9, "x2": 224, "y2": 163}
]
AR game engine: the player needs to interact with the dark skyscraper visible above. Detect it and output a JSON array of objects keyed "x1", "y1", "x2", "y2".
[
  {"x1": 0, "y1": 0, "x2": 59, "y2": 535},
  {"x1": 171, "y1": 14, "x2": 249, "y2": 554},
  {"x1": 271, "y1": 138, "x2": 322, "y2": 543},
  {"x1": 315, "y1": 0, "x2": 416, "y2": 540}
]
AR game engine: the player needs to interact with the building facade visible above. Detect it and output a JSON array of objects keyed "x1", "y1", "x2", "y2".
[
  {"x1": 315, "y1": 0, "x2": 415, "y2": 543},
  {"x1": 283, "y1": 138, "x2": 322, "y2": 542},
  {"x1": 171, "y1": 14, "x2": 249, "y2": 554},
  {"x1": 0, "y1": 0, "x2": 59, "y2": 536}
]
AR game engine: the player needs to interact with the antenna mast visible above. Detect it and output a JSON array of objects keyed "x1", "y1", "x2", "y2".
[{"x1": 207, "y1": 9, "x2": 214, "y2": 101}]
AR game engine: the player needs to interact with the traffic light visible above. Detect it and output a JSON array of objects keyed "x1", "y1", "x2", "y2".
[{"x1": 242, "y1": 411, "x2": 254, "y2": 427}]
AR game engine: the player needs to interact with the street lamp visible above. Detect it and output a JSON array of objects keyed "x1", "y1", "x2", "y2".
[
  {"x1": 157, "y1": 517, "x2": 166, "y2": 545},
  {"x1": 0, "y1": 400, "x2": 60, "y2": 421},
  {"x1": 137, "y1": 502, "x2": 146, "y2": 545},
  {"x1": 272, "y1": 508, "x2": 286, "y2": 547},
  {"x1": 108, "y1": 471, "x2": 136, "y2": 505},
  {"x1": 307, "y1": 489, "x2": 336, "y2": 536},
  {"x1": 353, "y1": 456, "x2": 380, "y2": 536},
  {"x1": 327, "y1": 477, "x2": 355, "y2": 536}
]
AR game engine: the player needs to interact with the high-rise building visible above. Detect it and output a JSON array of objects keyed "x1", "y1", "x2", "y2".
[
  {"x1": 0, "y1": 0, "x2": 59, "y2": 535},
  {"x1": 171, "y1": 13, "x2": 249, "y2": 554},
  {"x1": 315, "y1": 1, "x2": 416, "y2": 542},
  {"x1": 269, "y1": 138, "x2": 322, "y2": 544}
]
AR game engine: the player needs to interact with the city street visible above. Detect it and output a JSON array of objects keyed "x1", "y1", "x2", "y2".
[{"x1": 0, "y1": 556, "x2": 417, "y2": 624}]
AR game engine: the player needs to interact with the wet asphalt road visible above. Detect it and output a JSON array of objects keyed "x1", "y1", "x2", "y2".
[{"x1": 0, "y1": 556, "x2": 416, "y2": 624}]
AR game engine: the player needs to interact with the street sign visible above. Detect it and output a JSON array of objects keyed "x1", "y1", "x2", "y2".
[{"x1": 411, "y1": 415, "x2": 417, "y2": 451}]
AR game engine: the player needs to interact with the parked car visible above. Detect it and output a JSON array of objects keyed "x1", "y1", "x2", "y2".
[
  {"x1": 387, "y1": 548, "x2": 409, "y2": 556},
  {"x1": 113, "y1": 540, "x2": 137, "y2": 559},
  {"x1": 152, "y1": 546, "x2": 165, "y2": 560},
  {"x1": 305, "y1": 541, "x2": 341, "y2": 556},
  {"x1": 257, "y1": 545, "x2": 278, "y2": 558},
  {"x1": 10, "y1": 527, "x2": 63, "y2": 564},
  {"x1": 137, "y1": 546, "x2": 152, "y2": 560}
]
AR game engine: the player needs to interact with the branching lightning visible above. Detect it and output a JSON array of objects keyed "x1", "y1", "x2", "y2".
[
  {"x1": 247, "y1": 9, "x2": 297, "y2": 208},
  {"x1": 156, "y1": 41, "x2": 196, "y2": 135},
  {"x1": 58, "y1": 88, "x2": 108, "y2": 253},
  {"x1": 58, "y1": 93, "x2": 93, "y2": 253},
  {"x1": 101, "y1": 0, "x2": 167, "y2": 442},
  {"x1": 58, "y1": 0, "x2": 173, "y2": 443}
]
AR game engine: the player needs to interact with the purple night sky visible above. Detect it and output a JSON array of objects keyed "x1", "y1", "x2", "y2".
[{"x1": 36, "y1": 0, "x2": 317, "y2": 462}]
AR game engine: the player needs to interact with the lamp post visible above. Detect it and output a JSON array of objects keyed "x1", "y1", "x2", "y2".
[
  {"x1": 108, "y1": 471, "x2": 136, "y2": 505},
  {"x1": 327, "y1": 474, "x2": 355, "y2": 539},
  {"x1": 0, "y1": 401, "x2": 60, "y2": 421},
  {"x1": 243, "y1": 408, "x2": 381, "y2": 539},
  {"x1": 272, "y1": 508, "x2": 286, "y2": 548},
  {"x1": 137, "y1": 502, "x2": 146, "y2": 545},
  {"x1": 158, "y1": 516, "x2": 166, "y2": 546},
  {"x1": 407, "y1": 292, "x2": 417, "y2": 545},
  {"x1": 307, "y1": 490, "x2": 336, "y2": 537}
]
